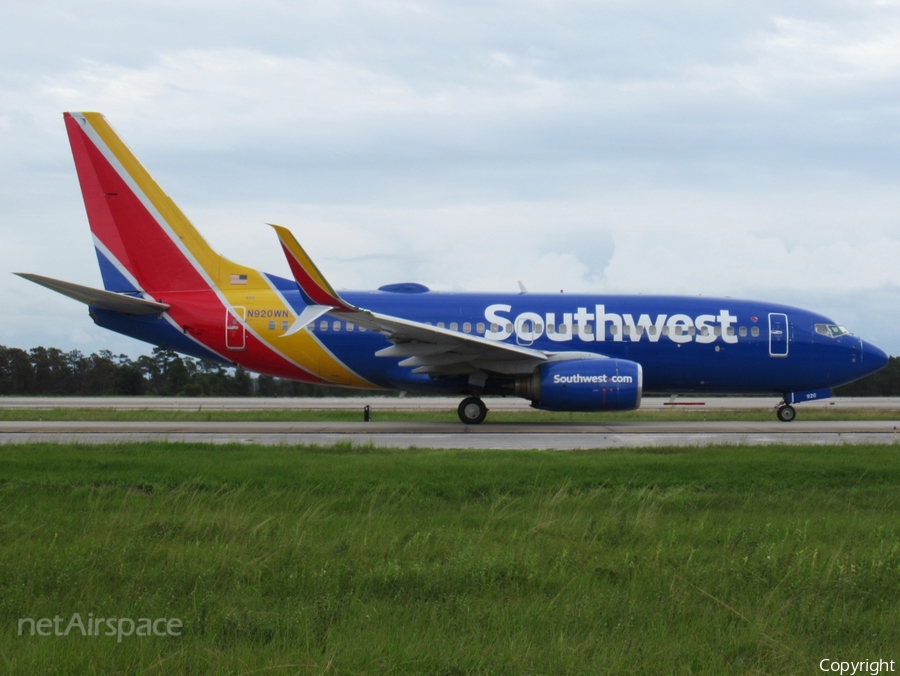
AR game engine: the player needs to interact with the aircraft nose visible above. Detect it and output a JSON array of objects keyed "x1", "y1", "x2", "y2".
[{"x1": 860, "y1": 338, "x2": 888, "y2": 374}]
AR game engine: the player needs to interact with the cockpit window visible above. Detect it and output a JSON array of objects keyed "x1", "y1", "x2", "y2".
[{"x1": 815, "y1": 323, "x2": 850, "y2": 338}]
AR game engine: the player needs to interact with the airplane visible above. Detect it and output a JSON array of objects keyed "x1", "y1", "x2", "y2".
[{"x1": 16, "y1": 112, "x2": 889, "y2": 424}]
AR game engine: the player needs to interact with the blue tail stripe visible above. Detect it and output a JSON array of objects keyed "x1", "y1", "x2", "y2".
[{"x1": 95, "y1": 248, "x2": 140, "y2": 293}]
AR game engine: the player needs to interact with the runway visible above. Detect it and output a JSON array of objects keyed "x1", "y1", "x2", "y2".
[
  {"x1": 2, "y1": 396, "x2": 899, "y2": 448},
  {"x1": 2, "y1": 420, "x2": 899, "y2": 449}
]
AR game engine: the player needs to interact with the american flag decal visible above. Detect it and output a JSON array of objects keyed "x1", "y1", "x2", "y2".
[{"x1": 230, "y1": 274, "x2": 248, "y2": 285}]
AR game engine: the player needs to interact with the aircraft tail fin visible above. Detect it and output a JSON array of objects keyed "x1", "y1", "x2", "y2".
[{"x1": 64, "y1": 112, "x2": 255, "y2": 296}]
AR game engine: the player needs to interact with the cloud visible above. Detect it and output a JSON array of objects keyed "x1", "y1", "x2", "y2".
[
  {"x1": 690, "y1": 12, "x2": 900, "y2": 100},
  {"x1": 2, "y1": 1, "x2": 900, "y2": 356},
  {"x1": 30, "y1": 48, "x2": 569, "y2": 141}
]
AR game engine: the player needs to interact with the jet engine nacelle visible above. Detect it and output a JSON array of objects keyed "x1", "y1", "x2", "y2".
[{"x1": 515, "y1": 359, "x2": 643, "y2": 412}]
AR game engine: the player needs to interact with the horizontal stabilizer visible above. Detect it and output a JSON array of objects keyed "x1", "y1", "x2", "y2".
[{"x1": 15, "y1": 273, "x2": 170, "y2": 315}]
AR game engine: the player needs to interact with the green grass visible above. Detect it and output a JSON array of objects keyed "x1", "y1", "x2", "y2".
[
  {"x1": 2, "y1": 443, "x2": 900, "y2": 674},
  {"x1": 1, "y1": 406, "x2": 899, "y2": 422}
]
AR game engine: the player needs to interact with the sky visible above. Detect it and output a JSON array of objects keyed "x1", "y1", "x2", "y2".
[{"x1": 1, "y1": 0, "x2": 899, "y2": 357}]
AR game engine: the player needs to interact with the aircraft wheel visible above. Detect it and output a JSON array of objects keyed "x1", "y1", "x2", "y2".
[
  {"x1": 776, "y1": 405, "x2": 796, "y2": 423},
  {"x1": 458, "y1": 397, "x2": 488, "y2": 425}
]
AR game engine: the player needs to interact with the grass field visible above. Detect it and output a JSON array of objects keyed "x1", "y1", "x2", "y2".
[
  {"x1": 1, "y1": 442, "x2": 899, "y2": 674},
  {"x1": 1, "y1": 406, "x2": 899, "y2": 422}
]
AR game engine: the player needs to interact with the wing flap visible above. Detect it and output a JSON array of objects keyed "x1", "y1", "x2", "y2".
[{"x1": 374, "y1": 343, "x2": 455, "y2": 358}]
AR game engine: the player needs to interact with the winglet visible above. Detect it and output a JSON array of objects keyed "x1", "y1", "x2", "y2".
[{"x1": 269, "y1": 224, "x2": 356, "y2": 312}]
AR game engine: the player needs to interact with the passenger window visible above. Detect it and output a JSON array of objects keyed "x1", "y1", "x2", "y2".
[
  {"x1": 268, "y1": 320, "x2": 276, "y2": 330},
  {"x1": 333, "y1": 321, "x2": 341, "y2": 331},
  {"x1": 561, "y1": 324, "x2": 569, "y2": 334},
  {"x1": 649, "y1": 326, "x2": 657, "y2": 336},
  {"x1": 463, "y1": 322, "x2": 471, "y2": 333},
  {"x1": 582, "y1": 324, "x2": 591, "y2": 335},
  {"x1": 713, "y1": 326, "x2": 721, "y2": 336},
  {"x1": 662, "y1": 326, "x2": 669, "y2": 336},
  {"x1": 739, "y1": 326, "x2": 747, "y2": 337},
  {"x1": 450, "y1": 322, "x2": 458, "y2": 331},
  {"x1": 359, "y1": 326, "x2": 367, "y2": 332},
  {"x1": 751, "y1": 326, "x2": 760, "y2": 337},
  {"x1": 346, "y1": 322, "x2": 354, "y2": 331},
  {"x1": 437, "y1": 322, "x2": 445, "y2": 328},
  {"x1": 506, "y1": 323, "x2": 513, "y2": 333},
  {"x1": 573, "y1": 325, "x2": 580, "y2": 335},
  {"x1": 623, "y1": 326, "x2": 630, "y2": 336},
  {"x1": 688, "y1": 327, "x2": 696, "y2": 336},
  {"x1": 320, "y1": 320, "x2": 328, "y2": 331},
  {"x1": 536, "y1": 323, "x2": 544, "y2": 333},
  {"x1": 477, "y1": 322, "x2": 485, "y2": 333},
  {"x1": 282, "y1": 321, "x2": 289, "y2": 331}
]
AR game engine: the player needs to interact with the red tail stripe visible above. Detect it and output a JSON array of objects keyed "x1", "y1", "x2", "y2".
[{"x1": 65, "y1": 114, "x2": 134, "y2": 276}]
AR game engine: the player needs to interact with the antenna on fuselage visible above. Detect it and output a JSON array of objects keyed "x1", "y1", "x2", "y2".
[{"x1": 517, "y1": 280, "x2": 527, "y2": 294}]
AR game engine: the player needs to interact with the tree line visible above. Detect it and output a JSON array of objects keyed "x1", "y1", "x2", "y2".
[
  {"x1": 1, "y1": 344, "x2": 898, "y2": 397},
  {"x1": 833, "y1": 356, "x2": 900, "y2": 396},
  {"x1": 0, "y1": 345, "x2": 364, "y2": 397}
]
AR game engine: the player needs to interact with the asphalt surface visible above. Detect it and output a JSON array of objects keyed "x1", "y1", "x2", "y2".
[
  {"x1": 1, "y1": 419, "x2": 899, "y2": 449},
  {"x1": 3, "y1": 396, "x2": 899, "y2": 448}
]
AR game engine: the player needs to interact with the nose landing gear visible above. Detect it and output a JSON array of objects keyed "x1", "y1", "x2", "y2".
[
  {"x1": 776, "y1": 404, "x2": 796, "y2": 422},
  {"x1": 458, "y1": 397, "x2": 488, "y2": 425}
]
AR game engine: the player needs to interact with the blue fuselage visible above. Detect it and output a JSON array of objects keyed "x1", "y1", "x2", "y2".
[
  {"x1": 92, "y1": 277, "x2": 887, "y2": 399},
  {"x1": 101, "y1": 278, "x2": 873, "y2": 399}
]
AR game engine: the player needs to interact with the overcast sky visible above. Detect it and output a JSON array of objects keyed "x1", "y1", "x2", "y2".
[{"x1": 2, "y1": 0, "x2": 899, "y2": 357}]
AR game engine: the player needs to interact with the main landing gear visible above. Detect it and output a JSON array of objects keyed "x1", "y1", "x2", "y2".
[
  {"x1": 776, "y1": 404, "x2": 796, "y2": 422},
  {"x1": 458, "y1": 397, "x2": 488, "y2": 425},
  {"x1": 457, "y1": 396, "x2": 799, "y2": 423}
]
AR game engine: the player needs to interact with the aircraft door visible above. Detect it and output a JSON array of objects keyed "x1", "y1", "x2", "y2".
[
  {"x1": 516, "y1": 317, "x2": 535, "y2": 347},
  {"x1": 514, "y1": 312, "x2": 544, "y2": 346},
  {"x1": 226, "y1": 306, "x2": 247, "y2": 350},
  {"x1": 768, "y1": 313, "x2": 788, "y2": 357}
]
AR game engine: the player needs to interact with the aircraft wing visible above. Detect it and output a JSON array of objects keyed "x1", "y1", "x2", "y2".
[
  {"x1": 15, "y1": 273, "x2": 170, "y2": 315},
  {"x1": 362, "y1": 310, "x2": 548, "y2": 377},
  {"x1": 271, "y1": 224, "x2": 583, "y2": 380}
]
